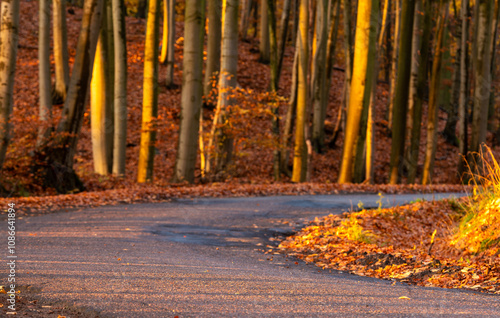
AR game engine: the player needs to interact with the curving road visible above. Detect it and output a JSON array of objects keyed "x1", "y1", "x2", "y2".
[{"x1": 10, "y1": 193, "x2": 500, "y2": 317}]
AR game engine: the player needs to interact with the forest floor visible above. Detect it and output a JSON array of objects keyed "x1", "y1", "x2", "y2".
[{"x1": 0, "y1": 1, "x2": 499, "y2": 315}]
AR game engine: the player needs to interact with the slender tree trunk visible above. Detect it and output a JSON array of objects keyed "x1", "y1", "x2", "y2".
[
  {"x1": 388, "y1": 0, "x2": 415, "y2": 184},
  {"x1": 0, "y1": 0, "x2": 20, "y2": 172},
  {"x1": 164, "y1": 0, "x2": 175, "y2": 87},
  {"x1": 112, "y1": 0, "x2": 127, "y2": 176},
  {"x1": 240, "y1": 0, "x2": 253, "y2": 40},
  {"x1": 422, "y1": 2, "x2": 449, "y2": 185},
  {"x1": 342, "y1": 0, "x2": 354, "y2": 109},
  {"x1": 387, "y1": 0, "x2": 401, "y2": 129},
  {"x1": 174, "y1": 0, "x2": 205, "y2": 183},
  {"x1": 52, "y1": 0, "x2": 70, "y2": 104},
  {"x1": 35, "y1": 0, "x2": 104, "y2": 193},
  {"x1": 203, "y1": 0, "x2": 222, "y2": 105},
  {"x1": 487, "y1": 0, "x2": 499, "y2": 130},
  {"x1": 207, "y1": 0, "x2": 239, "y2": 179},
  {"x1": 338, "y1": 0, "x2": 378, "y2": 184},
  {"x1": 470, "y1": 0, "x2": 494, "y2": 169},
  {"x1": 406, "y1": 0, "x2": 431, "y2": 184},
  {"x1": 291, "y1": 0, "x2": 308, "y2": 182},
  {"x1": 266, "y1": 0, "x2": 280, "y2": 180},
  {"x1": 281, "y1": 42, "x2": 298, "y2": 176},
  {"x1": 276, "y1": 0, "x2": 291, "y2": 88},
  {"x1": 311, "y1": 0, "x2": 328, "y2": 153},
  {"x1": 137, "y1": 0, "x2": 160, "y2": 183},
  {"x1": 457, "y1": 0, "x2": 470, "y2": 177},
  {"x1": 38, "y1": 0, "x2": 52, "y2": 147},
  {"x1": 259, "y1": 0, "x2": 270, "y2": 63}
]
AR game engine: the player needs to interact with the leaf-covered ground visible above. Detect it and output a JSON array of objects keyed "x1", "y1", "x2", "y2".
[{"x1": 277, "y1": 198, "x2": 500, "y2": 294}]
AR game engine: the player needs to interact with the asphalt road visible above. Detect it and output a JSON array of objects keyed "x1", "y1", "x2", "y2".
[{"x1": 8, "y1": 193, "x2": 500, "y2": 317}]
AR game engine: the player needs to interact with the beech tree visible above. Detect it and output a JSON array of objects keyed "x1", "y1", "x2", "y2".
[
  {"x1": 338, "y1": 0, "x2": 378, "y2": 184},
  {"x1": 259, "y1": 0, "x2": 270, "y2": 63},
  {"x1": 203, "y1": 0, "x2": 222, "y2": 104},
  {"x1": 38, "y1": 0, "x2": 52, "y2": 147},
  {"x1": 174, "y1": 0, "x2": 205, "y2": 183},
  {"x1": 161, "y1": 0, "x2": 175, "y2": 87},
  {"x1": 52, "y1": 0, "x2": 70, "y2": 103},
  {"x1": 291, "y1": 0, "x2": 308, "y2": 183},
  {"x1": 112, "y1": 0, "x2": 127, "y2": 176},
  {"x1": 388, "y1": 0, "x2": 415, "y2": 184},
  {"x1": 137, "y1": 0, "x2": 160, "y2": 183},
  {"x1": 0, "y1": 0, "x2": 20, "y2": 172},
  {"x1": 207, "y1": 0, "x2": 239, "y2": 178},
  {"x1": 35, "y1": 0, "x2": 104, "y2": 193}
]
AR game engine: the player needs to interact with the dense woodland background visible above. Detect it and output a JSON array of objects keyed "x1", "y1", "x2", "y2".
[{"x1": 0, "y1": 0, "x2": 499, "y2": 197}]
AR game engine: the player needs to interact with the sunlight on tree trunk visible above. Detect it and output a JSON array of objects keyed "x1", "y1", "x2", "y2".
[
  {"x1": 291, "y1": 0, "x2": 308, "y2": 183},
  {"x1": 174, "y1": 0, "x2": 205, "y2": 183},
  {"x1": 137, "y1": 0, "x2": 160, "y2": 183},
  {"x1": 52, "y1": 0, "x2": 70, "y2": 103},
  {"x1": 387, "y1": 0, "x2": 400, "y2": 130},
  {"x1": 338, "y1": 0, "x2": 378, "y2": 184}
]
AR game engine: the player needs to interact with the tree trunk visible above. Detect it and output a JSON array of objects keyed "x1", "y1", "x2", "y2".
[
  {"x1": 35, "y1": 0, "x2": 103, "y2": 193},
  {"x1": 164, "y1": 0, "x2": 176, "y2": 87},
  {"x1": 406, "y1": 0, "x2": 431, "y2": 184},
  {"x1": 137, "y1": 0, "x2": 160, "y2": 183},
  {"x1": 469, "y1": 0, "x2": 494, "y2": 171},
  {"x1": 112, "y1": 0, "x2": 127, "y2": 176},
  {"x1": 388, "y1": 0, "x2": 415, "y2": 184},
  {"x1": 281, "y1": 41, "x2": 298, "y2": 176},
  {"x1": 0, "y1": 0, "x2": 20, "y2": 172},
  {"x1": 52, "y1": 0, "x2": 70, "y2": 104},
  {"x1": 338, "y1": 0, "x2": 378, "y2": 184},
  {"x1": 259, "y1": 0, "x2": 270, "y2": 63},
  {"x1": 91, "y1": 4, "x2": 114, "y2": 175},
  {"x1": 291, "y1": 0, "x2": 308, "y2": 182},
  {"x1": 38, "y1": 0, "x2": 52, "y2": 147},
  {"x1": 276, "y1": 0, "x2": 291, "y2": 88},
  {"x1": 387, "y1": 0, "x2": 401, "y2": 130},
  {"x1": 203, "y1": 0, "x2": 222, "y2": 106},
  {"x1": 487, "y1": 0, "x2": 499, "y2": 130},
  {"x1": 311, "y1": 0, "x2": 328, "y2": 154},
  {"x1": 457, "y1": 0, "x2": 470, "y2": 177},
  {"x1": 240, "y1": 0, "x2": 253, "y2": 40},
  {"x1": 207, "y1": 0, "x2": 239, "y2": 179},
  {"x1": 342, "y1": 0, "x2": 354, "y2": 109},
  {"x1": 174, "y1": 0, "x2": 205, "y2": 183},
  {"x1": 266, "y1": 0, "x2": 280, "y2": 180},
  {"x1": 422, "y1": 2, "x2": 449, "y2": 185}
]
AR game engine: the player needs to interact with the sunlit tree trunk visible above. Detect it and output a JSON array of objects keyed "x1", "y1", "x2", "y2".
[
  {"x1": 174, "y1": 0, "x2": 205, "y2": 183},
  {"x1": 38, "y1": 0, "x2": 52, "y2": 147},
  {"x1": 52, "y1": 0, "x2": 70, "y2": 103},
  {"x1": 388, "y1": 0, "x2": 415, "y2": 184},
  {"x1": 0, "y1": 0, "x2": 20, "y2": 172},
  {"x1": 259, "y1": 0, "x2": 270, "y2": 63},
  {"x1": 422, "y1": 2, "x2": 449, "y2": 185},
  {"x1": 203, "y1": 0, "x2": 221, "y2": 105},
  {"x1": 137, "y1": 0, "x2": 160, "y2": 183},
  {"x1": 338, "y1": 0, "x2": 378, "y2": 184},
  {"x1": 208, "y1": 0, "x2": 239, "y2": 178},
  {"x1": 406, "y1": 0, "x2": 431, "y2": 184},
  {"x1": 112, "y1": 0, "x2": 127, "y2": 176},
  {"x1": 164, "y1": 0, "x2": 175, "y2": 87},
  {"x1": 291, "y1": 0, "x2": 308, "y2": 182},
  {"x1": 311, "y1": 0, "x2": 328, "y2": 154},
  {"x1": 36, "y1": 0, "x2": 103, "y2": 193}
]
